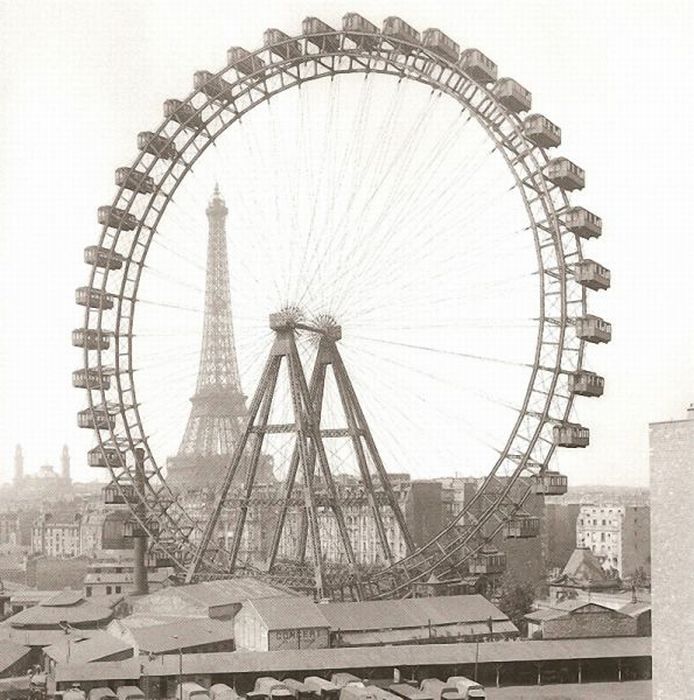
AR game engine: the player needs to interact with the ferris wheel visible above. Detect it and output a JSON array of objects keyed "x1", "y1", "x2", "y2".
[{"x1": 74, "y1": 14, "x2": 610, "y2": 599}]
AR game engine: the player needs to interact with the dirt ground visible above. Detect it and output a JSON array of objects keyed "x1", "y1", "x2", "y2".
[{"x1": 486, "y1": 679, "x2": 652, "y2": 699}]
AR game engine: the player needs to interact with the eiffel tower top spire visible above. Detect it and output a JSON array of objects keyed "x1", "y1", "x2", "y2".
[{"x1": 167, "y1": 185, "x2": 247, "y2": 490}]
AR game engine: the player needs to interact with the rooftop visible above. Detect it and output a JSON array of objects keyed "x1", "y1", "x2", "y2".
[
  {"x1": 246, "y1": 597, "x2": 329, "y2": 631},
  {"x1": 319, "y1": 594, "x2": 510, "y2": 632},
  {"x1": 131, "y1": 578, "x2": 297, "y2": 619},
  {"x1": 0, "y1": 640, "x2": 33, "y2": 674},
  {"x1": 112, "y1": 617, "x2": 235, "y2": 654},
  {"x1": 4, "y1": 597, "x2": 113, "y2": 628},
  {"x1": 44, "y1": 630, "x2": 133, "y2": 664},
  {"x1": 55, "y1": 637, "x2": 651, "y2": 682}
]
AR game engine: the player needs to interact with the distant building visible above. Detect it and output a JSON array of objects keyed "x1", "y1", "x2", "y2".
[
  {"x1": 576, "y1": 504, "x2": 651, "y2": 578},
  {"x1": 549, "y1": 547, "x2": 620, "y2": 604},
  {"x1": 649, "y1": 404, "x2": 694, "y2": 700},
  {"x1": 31, "y1": 511, "x2": 81, "y2": 558},
  {"x1": 83, "y1": 561, "x2": 173, "y2": 599},
  {"x1": 525, "y1": 601, "x2": 638, "y2": 640}
]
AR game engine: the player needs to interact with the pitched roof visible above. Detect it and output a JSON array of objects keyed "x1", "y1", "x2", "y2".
[
  {"x1": 619, "y1": 601, "x2": 652, "y2": 617},
  {"x1": 44, "y1": 631, "x2": 133, "y2": 664},
  {"x1": 0, "y1": 640, "x2": 32, "y2": 673},
  {"x1": 128, "y1": 618, "x2": 235, "y2": 653},
  {"x1": 131, "y1": 578, "x2": 297, "y2": 619},
  {"x1": 319, "y1": 595, "x2": 508, "y2": 632},
  {"x1": 246, "y1": 597, "x2": 329, "y2": 630},
  {"x1": 560, "y1": 548, "x2": 610, "y2": 583}
]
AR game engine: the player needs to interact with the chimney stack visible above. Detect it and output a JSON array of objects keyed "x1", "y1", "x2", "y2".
[
  {"x1": 60, "y1": 445, "x2": 71, "y2": 483},
  {"x1": 687, "y1": 404, "x2": 694, "y2": 421}
]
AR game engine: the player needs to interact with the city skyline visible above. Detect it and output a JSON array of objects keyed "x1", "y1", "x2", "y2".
[{"x1": 2, "y1": 1, "x2": 693, "y2": 489}]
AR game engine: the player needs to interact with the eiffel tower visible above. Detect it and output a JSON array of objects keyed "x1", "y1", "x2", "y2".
[{"x1": 167, "y1": 185, "x2": 253, "y2": 492}]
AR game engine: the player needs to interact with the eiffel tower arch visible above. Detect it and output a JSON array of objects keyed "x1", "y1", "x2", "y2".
[{"x1": 167, "y1": 186, "x2": 269, "y2": 492}]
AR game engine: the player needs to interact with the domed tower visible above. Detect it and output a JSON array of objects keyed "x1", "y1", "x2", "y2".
[
  {"x1": 60, "y1": 445, "x2": 71, "y2": 484},
  {"x1": 167, "y1": 185, "x2": 253, "y2": 491},
  {"x1": 13, "y1": 445, "x2": 23, "y2": 486}
]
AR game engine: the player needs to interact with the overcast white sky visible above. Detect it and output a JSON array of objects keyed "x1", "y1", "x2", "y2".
[{"x1": 0, "y1": 0, "x2": 692, "y2": 487}]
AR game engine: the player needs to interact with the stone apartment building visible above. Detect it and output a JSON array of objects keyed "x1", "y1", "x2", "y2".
[{"x1": 576, "y1": 504, "x2": 651, "y2": 578}]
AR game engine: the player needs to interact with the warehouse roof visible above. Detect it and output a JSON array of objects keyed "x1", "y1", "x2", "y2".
[
  {"x1": 319, "y1": 595, "x2": 509, "y2": 632},
  {"x1": 245, "y1": 597, "x2": 329, "y2": 631},
  {"x1": 131, "y1": 578, "x2": 297, "y2": 619},
  {"x1": 54, "y1": 637, "x2": 651, "y2": 683},
  {"x1": 44, "y1": 631, "x2": 133, "y2": 664},
  {"x1": 5, "y1": 599, "x2": 113, "y2": 628},
  {"x1": 128, "y1": 618, "x2": 235, "y2": 654},
  {"x1": 0, "y1": 640, "x2": 32, "y2": 674},
  {"x1": 42, "y1": 591, "x2": 85, "y2": 607}
]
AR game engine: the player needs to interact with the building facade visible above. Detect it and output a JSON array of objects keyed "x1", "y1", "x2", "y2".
[
  {"x1": 576, "y1": 504, "x2": 650, "y2": 578},
  {"x1": 649, "y1": 404, "x2": 694, "y2": 699}
]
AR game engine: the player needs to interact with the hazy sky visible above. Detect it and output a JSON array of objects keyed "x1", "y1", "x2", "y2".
[{"x1": 1, "y1": 0, "x2": 692, "y2": 487}]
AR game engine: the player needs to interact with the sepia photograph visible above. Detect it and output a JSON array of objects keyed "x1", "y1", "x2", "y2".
[{"x1": 0, "y1": 1, "x2": 691, "y2": 698}]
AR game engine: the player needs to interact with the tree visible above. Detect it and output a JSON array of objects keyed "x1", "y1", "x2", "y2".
[{"x1": 497, "y1": 573, "x2": 536, "y2": 631}]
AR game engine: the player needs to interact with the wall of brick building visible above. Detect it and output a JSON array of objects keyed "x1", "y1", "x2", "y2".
[
  {"x1": 404, "y1": 481, "x2": 444, "y2": 549},
  {"x1": 621, "y1": 505, "x2": 651, "y2": 577},
  {"x1": 543, "y1": 604, "x2": 637, "y2": 639}
]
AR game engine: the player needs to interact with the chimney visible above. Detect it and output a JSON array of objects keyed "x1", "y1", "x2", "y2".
[{"x1": 685, "y1": 403, "x2": 694, "y2": 420}]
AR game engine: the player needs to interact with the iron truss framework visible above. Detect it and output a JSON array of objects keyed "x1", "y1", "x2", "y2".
[{"x1": 75, "y1": 14, "x2": 609, "y2": 597}]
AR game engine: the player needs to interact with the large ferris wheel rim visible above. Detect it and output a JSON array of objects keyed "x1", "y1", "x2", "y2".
[{"x1": 81, "y1": 20, "x2": 586, "y2": 577}]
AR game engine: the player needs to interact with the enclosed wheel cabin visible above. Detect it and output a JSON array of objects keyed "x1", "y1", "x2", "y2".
[
  {"x1": 84, "y1": 245, "x2": 124, "y2": 270},
  {"x1": 569, "y1": 369, "x2": 605, "y2": 397},
  {"x1": 421, "y1": 28, "x2": 459, "y2": 62},
  {"x1": 565, "y1": 206, "x2": 602, "y2": 239},
  {"x1": 103, "y1": 482, "x2": 135, "y2": 505},
  {"x1": 115, "y1": 167, "x2": 155, "y2": 194},
  {"x1": 382, "y1": 16, "x2": 421, "y2": 53},
  {"x1": 342, "y1": 14, "x2": 379, "y2": 50},
  {"x1": 77, "y1": 407, "x2": 115, "y2": 431},
  {"x1": 574, "y1": 259, "x2": 611, "y2": 290},
  {"x1": 194, "y1": 71, "x2": 234, "y2": 103},
  {"x1": 503, "y1": 515, "x2": 540, "y2": 539},
  {"x1": 575, "y1": 314, "x2": 612, "y2": 343},
  {"x1": 263, "y1": 29, "x2": 302, "y2": 61},
  {"x1": 468, "y1": 549, "x2": 506, "y2": 575},
  {"x1": 87, "y1": 446, "x2": 124, "y2": 468},
  {"x1": 75, "y1": 287, "x2": 114, "y2": 310},
  {"x1": 137, "y1": 131, "x2": 177, "y2": 160},
  {"x1": 227, "y1": 47, "x2": 266, "y2": 76},
  {"x1": 302, "y1": 18, "x2": 340, "y2": 53},
  {"x1": 164, "y1": 99, "x2": 204, "y2": 130},
  {"x1": 458, "y1": 49, "x2": 497, "y2": 83},
  {"x1": 72, "y1": 328, "x2": 110, "y2": 350},
  {"x1": 535, "y1": 470, "x2": 568, "y2": 495},
  {"x1": 546, "y1": 157, "x2": 585, "y2": 191},
  {"x1": 72, "y1": 368, "x2": 111, "y2": 391},
  {"x1": 493, "y1": 78, "x2": 532, "y2": 112},
  {"x1": 123, "y1": 518, "x2": 160, "y2": 538},
  {"x1": 97, "y1": 206, "x2": 138, "y2": 231},
  {"x1": 523, "y1": 114, "x2": 561, "y2": 148},
  {"x1": 553, "y1": 422, "x2": 590, "y2": 448}
]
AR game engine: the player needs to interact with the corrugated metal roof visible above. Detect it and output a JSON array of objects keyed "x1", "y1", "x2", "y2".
[
  {"x1": 619, "y1": 602, "x2": 652, "y2": 617},
  {"x1": 44, "y1": 631, "x2": 133, "y2": 664},
  {"x1": 0, "y1": 640, "x2": 32, "y2": 673},
  {"x1": 319, "y1": 595, "x2": 508, "y2": 632},
  {"x1": 0, "y1": 625, "x2": 78, "y2": 648},
  {"x1": 130, "y1": 618, "x2": 234, "y2": 653},
  {"x1": 247, "y1": 597, "x2": 329, "y2": 630}
]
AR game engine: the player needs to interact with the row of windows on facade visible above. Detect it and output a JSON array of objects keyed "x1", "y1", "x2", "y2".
[{"x1": 578, "y1": 518, "x2": 620, "y2": 527}]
